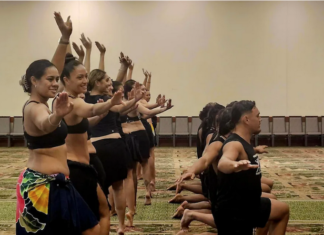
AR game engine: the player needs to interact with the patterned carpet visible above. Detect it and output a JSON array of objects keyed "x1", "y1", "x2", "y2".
[{"x1": 1, "y1": 147, "x2": 324, "y2": 234}]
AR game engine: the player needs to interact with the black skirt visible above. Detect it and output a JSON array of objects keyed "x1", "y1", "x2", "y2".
[
  {"x1": 92, "y1": 138, "x2": 129, "y2": 188},
  {"x1": 67, "y1": 160, "x2": 100, "y2": 221},
  {"x1": 141, "y1": 119, "x2": 155, "y2": 148},
  {"x1": 124, "y1": 130, "x2": 150, "y2": 164},
  {"x1": 89, "y1": 153, "x2": 107, "y2": 196}
]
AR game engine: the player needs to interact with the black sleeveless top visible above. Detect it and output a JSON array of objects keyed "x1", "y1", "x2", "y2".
[
  {"x1": 215, "y1": 133, "x2": 262, "y2": 212},
  {"x1": 84, "y1": 94, "x2": 119, "y2": 137},
  {"x1": 23, "y1": 101, "x2": 67, "y2": 150},
  {"x1": 52, "y1": 95, "x2": 89, "y2": 136}
]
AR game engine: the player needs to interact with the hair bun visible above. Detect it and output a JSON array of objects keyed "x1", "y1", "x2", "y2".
[
  {"x1": 19, "y1": 74, "x2": 29, "y2": 91},
  {"x1": 65, "y1": 53, "x2": 76, "y2": 65}
]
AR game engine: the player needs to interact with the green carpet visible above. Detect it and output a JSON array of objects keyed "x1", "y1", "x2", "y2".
[{"x1": 1, "y1": 147, "x2": 324, "y2": 234}]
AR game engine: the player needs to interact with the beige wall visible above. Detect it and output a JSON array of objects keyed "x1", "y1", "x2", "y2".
[{"x1": 1, "y1": 1, "x2": 324, "y2": 116}]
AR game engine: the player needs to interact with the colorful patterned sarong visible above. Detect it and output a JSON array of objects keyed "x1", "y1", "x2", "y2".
[{"x1": 16, "y1": 168, "x2": 98, "y2": 235}]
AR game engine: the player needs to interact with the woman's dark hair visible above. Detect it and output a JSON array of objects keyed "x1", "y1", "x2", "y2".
[
  {"x1": 124, "y1": 79, "x2": 136, "y2": 99},
  {"x1": 88, "y1": 69, "x2": 107, "y2": 91},
  {"x1": 201, "y1": 103, "x2": 225, "y2": 141},
  {"x1": 226, "y1": 101, "x2": 237, "y2": 108},
  {"x1": 19, "y1": 59, "x2": 55, "y2": 93},
  {"x1": 113, "y1": 81, "x2": 123, "y2": 94},
  {"x1": 230, "y1": 100, "x2": 256, "y2": 127},
  {"x1": 60, "y1": 53, "x2": 83, "y2": 85},
  {"x1": 199, "y1": 102, "x2": 215, "y2": 121},
  {"x1": 216, "y1": 107, "x2": 233, "y2": 136}
]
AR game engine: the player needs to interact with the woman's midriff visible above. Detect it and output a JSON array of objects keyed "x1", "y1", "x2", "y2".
[
  {"x1": 122, "y1": 120, "x2": 145, "y2": 134},
  {"x1": 65, "y1": 133, "x2": 90, "y2": 164},
  {"x1": 26, "y1": 145, "x2": 70, "y2": 176},
  {"x1": 87, "y1": 140, "x2": 96, "y2": 154}
]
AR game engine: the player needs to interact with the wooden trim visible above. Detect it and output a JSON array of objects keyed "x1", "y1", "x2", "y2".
[
  {"x1": 10, "y1": 117, "x2": 14, "y2": 123},
  {"x1": 188, "y1": 117, "x2": 192, "y2": 122}
]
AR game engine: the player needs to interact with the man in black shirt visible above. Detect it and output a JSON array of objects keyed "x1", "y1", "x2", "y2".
[{"x1": 215, "y1": 100, "x2": 289, "y2": 235}]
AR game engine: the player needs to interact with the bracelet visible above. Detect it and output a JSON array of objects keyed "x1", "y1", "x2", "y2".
[
  {"x1": 59, "y1": 38, "x2": 69, "y2": 45},
  {"x1": 48, "y1": 114, "x2": 61, "y2": 127}
]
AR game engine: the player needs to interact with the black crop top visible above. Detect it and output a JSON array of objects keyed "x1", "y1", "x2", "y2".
[
  {"x1": 84, "y1": 94, "x2": 119, "y2": 137},
  {"x1": 52, "y1": 95, "x2": 89, "y2": 136},
  {"x1": 120, "y1": 115, "x2": 140, "y2": 123},
  {"x1": 23, "y1": 101, "x2": 67, "y2": 150}
]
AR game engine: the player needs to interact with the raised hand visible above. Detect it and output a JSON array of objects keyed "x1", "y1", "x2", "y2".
[
  {"x1": 255, "y1": 145, "x2": 268, "y2": 154},
  {"x1": 54, "y1": 92, "x2": 74, "y2": 117},
  {"x1": 156, "y1": 94, "x2": 161, "y2": 104},
  {"x1": 95, "y1": 41, "x2": 106, "y2": 54},
  {"x1": 72, "y1": 43, "x2": 85, "y2": 58},
  {"x1": 54, "y1": 12, "x2": 73, "y2": 41},
  {"x1": 80, "y1": 33, "x2": 92, "y2": 50},
  {"x1": 126, "y1": 57, "x2": 132, "y2": 66},
  {"x1": 134, "y1": 82, "x2": 145, "y2": 101},
  {"x1": 166, "y1": 99, "x2": 174, "y2": 110},
  {"x1": 160, "y1": 95, "x2": 166, "y2": 107},
  {"x1": 129, "y1": 62, "x2": 134, "y2": 70},
  {"x1": 111, "y1": 91, "x2": 124, "y2": 106},
  {"x1": 234, "y1": 160, "x2": 258, "y2": 172},
  {"x1": 176, "y1": 172, "x2": 196, "y2": 184},
  {"x1": 128, "y1": 89, "x2": 135, "y2": 101},
  {"x1": 142, "y1": 68, "x2": 148, "y2": 77},
  {"x1": 119, "y1": 52, "x2": 129, "y2": 66}
]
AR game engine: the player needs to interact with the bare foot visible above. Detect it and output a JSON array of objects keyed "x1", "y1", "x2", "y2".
[
  {"x1": 180, "y1": 209, "x2": 194, "y2": 231},
  {"x1": 125, "y1": 212, "x2": 134, "y2": 227},
  {"x1": 179, "y1": 201, "x2": 188, "y2": 210},
  {"x1": 117, "y1": 226, "x2": 125, "y2": 235},
  {"x1": 176, "y1": 183, "x2": 183, "y2": 194},
  {"x1": 167, "y1": 183, "x2": 177, "y2": 190},
  {"x1": 144, "y1": 194, "x2": 151, "y2": 205},
  {"x1": 172, "y1": 206, "x2": 184, "y2": 219},
  {"x1": 168, "y1": 194, "x2": 184, "y2": 203}
]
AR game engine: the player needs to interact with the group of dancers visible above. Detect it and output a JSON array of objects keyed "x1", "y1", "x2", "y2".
[
  {"x1": 167, "y1": 101, "x2": 290, "y2": 235},
  {"x1": 16, "y1": 12, "x2": 173, "y2": 235}
]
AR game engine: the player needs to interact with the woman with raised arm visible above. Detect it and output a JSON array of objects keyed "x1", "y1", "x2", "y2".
[
  {"x1": 53, "y1": 51, "x2": 123, "y2": 235},
  {"x1": 138, "y1": 79, "x2": 164, "y2": 191},
  {"x1": 16, "y1": 15, "x2": 102, "y2": 235},
  {"x1": 84, "y1": 70, "x2": 143, "y2": 232},
  {"x1": 122, "y1": 79, "x2": 173, "y2": 207}
]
